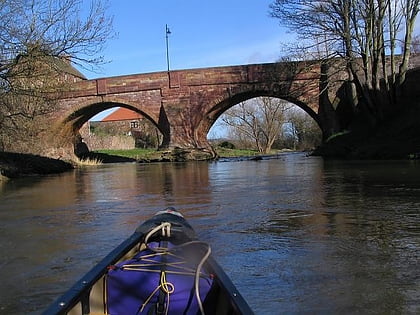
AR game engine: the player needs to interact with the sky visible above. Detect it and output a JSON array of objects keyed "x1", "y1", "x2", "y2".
[
  {"x1": 87, "y1": 1, "x2": 420, "y2": 135},
  {"x1": 86, "y1": 0, "x2": 290, "y2": 128},
  {"x1": 90, "y1": 1, "x2": 420, "y2": 80},
  {"x1": 86, "y1": 0, "x2": 289, "y2": 79},
  {"x1": 86, "y1": 1, "x2": 420, "y2": 79}
]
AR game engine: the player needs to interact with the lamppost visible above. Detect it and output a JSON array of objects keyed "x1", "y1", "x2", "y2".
[{"x1": 165, "y1": 24, "x2": 171, "y2": 72}]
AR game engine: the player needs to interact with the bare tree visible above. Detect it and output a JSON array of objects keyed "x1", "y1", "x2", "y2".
[
  {"x1": 411, "y1": 34, "x2": 420, "y2": 53},
  {"x1": 0, "y1": 0, "x2": 113, "y2": 72},
  {"x1": 0, "y1": 0, "x2": 113, "y2": 153},
  {"x1": 285, "y1": 109, "x2": 322, "y2": 150},
  {"x1": 270, "y1": 0, "x2": 420, "y2": 121},
  {"x1": 221, "y1": 97, "x2": 293, "y2": 153}
]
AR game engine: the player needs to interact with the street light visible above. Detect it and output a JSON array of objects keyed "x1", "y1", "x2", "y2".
[{"x1": 165, "y1": 24, "x2": 171, "y2": 72}]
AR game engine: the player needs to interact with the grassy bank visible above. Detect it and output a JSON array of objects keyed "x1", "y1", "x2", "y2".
[
  {"x1": 94, "y1": 148, "x2": 162, "y2": 161},
  {"x1": 94, "y1": 147, "x2": 262, "y2": 160},
  {"x1": 0, "y1": 147, "x2": 284, "y2": 180},
  {"x1": 214, "y1": 147, "x2": 260, "y2": 157}
]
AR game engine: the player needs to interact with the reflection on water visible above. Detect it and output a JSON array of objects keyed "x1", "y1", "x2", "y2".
[{"x1": 0, "y1": 154, "x2": 419, "y2": 314}]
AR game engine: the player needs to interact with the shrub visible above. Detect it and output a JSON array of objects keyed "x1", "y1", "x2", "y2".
[{"x1": 219, "y1": 141, "x2": 235, "y2": 149}]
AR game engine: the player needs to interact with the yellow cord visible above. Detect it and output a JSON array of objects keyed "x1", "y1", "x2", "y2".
[
  {"x1": 160, "y1": 271, "x2": 175, "y2": 294},
  {"x1": 139, "y1": 271, "x2": 175, "y2": 313},
  {"x1": 139, "y1": 286, "x2": 160, "y2": 313}
]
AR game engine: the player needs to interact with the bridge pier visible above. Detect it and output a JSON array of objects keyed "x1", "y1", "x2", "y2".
[{"x1": 161, "y1": 124, "x2": 216, "y2": 159}]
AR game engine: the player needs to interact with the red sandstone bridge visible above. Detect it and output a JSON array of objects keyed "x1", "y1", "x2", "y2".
[{"x1": 56, "y1": 61, "x2": 331, "y2": 156}]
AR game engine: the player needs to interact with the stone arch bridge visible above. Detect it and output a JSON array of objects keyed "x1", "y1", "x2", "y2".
[{"x1": 55, "y1": 61, "x2": 334, "y2": 157}]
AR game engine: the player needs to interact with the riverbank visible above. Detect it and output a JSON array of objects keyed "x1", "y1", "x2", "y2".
[
  {"x1": 0, "y1": 147, "x2": 286, "y2": 180},
  {"x1": 0, "y1": 152, "x2": 73, "y2": 179},
  {"x1": 92, "y1": 147, "x2": 263, "y2": 162},
  {"x1": 90, "y1": 147, "x2": 297, "y2": 162},
  {"x1": 314, "y1": 103, "x2": 420, "y2": 159}
]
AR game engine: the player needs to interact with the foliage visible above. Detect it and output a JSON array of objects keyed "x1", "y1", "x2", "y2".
[
  {"x1": 270, "y1": 0, "x2": 420, "y2": 125},
  {"x1": 73, "y1": 156, "x2": 103, "y2": 166},
  {"x1": 94, "y1": 147, "x2": 263, "y2": 160},
  {"x1": 215, "y1": 147, "x2": 260, "y2": 157},
  {"x1": 325, "y1": 130, "x2": 351, "y2": 143},
  {"x1": 218, "y1": 141, "x2": 235, "y2": 149}
]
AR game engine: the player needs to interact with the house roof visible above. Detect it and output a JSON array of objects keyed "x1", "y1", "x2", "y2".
[
  {"x1": 50, "y1": 56, "x2": 87, "y2": 80},
  {"x1": 101, "y1": 107, "x2": 143, "y2": 122},
  {"x1": 14, "y1": 52, "x2": 87, "y2": 80}
]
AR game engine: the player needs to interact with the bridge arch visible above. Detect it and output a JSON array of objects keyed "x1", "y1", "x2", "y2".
[
  {"x1": 57, "y1": 99, "x2": 163, "y2": 154},
  {"x1": 195, "y1": 87, "x2": 322, "y2": 146}
]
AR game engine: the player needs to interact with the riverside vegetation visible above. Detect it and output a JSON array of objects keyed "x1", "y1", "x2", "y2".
[
  {"x1": 2, "y1": 1, "x2": 420, "y2": 179},
  {"x1": 94, "y1": 147, "x2": 262, "y2": 160},
  {"x1": 0, "y1": 147, "x2": 271, "y2": 180}
]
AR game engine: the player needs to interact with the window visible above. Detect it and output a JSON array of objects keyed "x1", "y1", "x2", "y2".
[{"x1": 130, "y1": 121, "x2": 139, "y2": 129}]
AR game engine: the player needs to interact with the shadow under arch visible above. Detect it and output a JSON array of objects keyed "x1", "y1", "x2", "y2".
[
  {"x1": 59, "y1": 101, "x2": 164, "y2": 159},
  {"x1": 197, "y1": 89, "x2": 322, "y2": 141}
]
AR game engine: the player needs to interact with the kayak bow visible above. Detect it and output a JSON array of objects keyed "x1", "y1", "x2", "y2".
[{"x1": 43, "y1": 208, "x2": 253, "y2": 315}]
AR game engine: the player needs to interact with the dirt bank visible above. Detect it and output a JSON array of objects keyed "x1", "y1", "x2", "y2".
[
  {"x1": 0, "y1": 152, "x2": 73, "y2": 179},
  {"x1": 313, "y1": 103, "x2": 420, "y2": 159}
]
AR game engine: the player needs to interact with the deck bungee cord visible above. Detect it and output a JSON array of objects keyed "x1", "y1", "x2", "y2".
[
  {"x1": 137, "y1": 271, "x2": 175, "y2": 314},
  {"x1": 107, "y1": 221, "x2": 212, "y2": 315}
]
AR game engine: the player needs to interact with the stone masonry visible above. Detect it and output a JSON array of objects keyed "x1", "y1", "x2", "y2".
[{"x1": 54, "y1": 62, "x2": 323, "y2": 157}]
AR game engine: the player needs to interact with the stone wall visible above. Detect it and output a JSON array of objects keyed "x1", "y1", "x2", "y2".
[
  {"x1": 82, "y1": 134, "x2": 135, "y2": 151},
  {"x1": 79, "y1": 123, "x2": 135, "y2": 150}
]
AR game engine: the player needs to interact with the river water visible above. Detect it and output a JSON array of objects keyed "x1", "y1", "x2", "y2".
[{"x1": 0, "y1": 153, "x2": 419, "y2": 314}]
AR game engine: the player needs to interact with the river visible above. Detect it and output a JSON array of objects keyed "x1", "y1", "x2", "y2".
[{"x1": 0, "y1": 152, "x2": 419, "y2": 314}]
